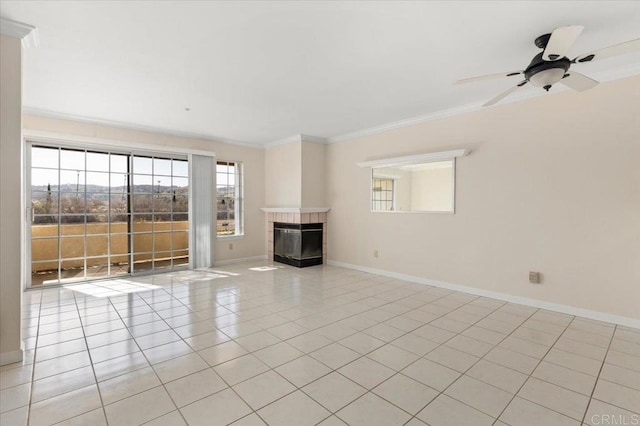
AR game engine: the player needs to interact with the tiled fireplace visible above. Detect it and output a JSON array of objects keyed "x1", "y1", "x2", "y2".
[{"x1": 262, "y1": 209, "x2": 329, "y2": 266}]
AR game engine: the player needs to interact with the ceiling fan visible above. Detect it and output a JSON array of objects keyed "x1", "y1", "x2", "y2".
[{"x1": 456, "y1": 26, "x2": 640, "y2": 106}]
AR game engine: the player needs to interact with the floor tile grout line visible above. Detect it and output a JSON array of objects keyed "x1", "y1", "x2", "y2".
[
  {"x1": 495, "y1": 358, "x2": 597, "y2": 398},
  {"x1": 493, "y1": 315, "x2": 587, "y2": 426},
  {"x1": 440, "y1": 319, "x2": 625, "y2": 412},
  {"x1": 28, "y1": 269, "x2": 516, "y2": 423},
  {"x1": 161, "y1": 275, "x2": 462, "y2": 419},
  {"x1": 144, "y1": 273, "x2": 469, "y2": 421},
  {"x1": 610, "y1": 333, "x2": 640, "y2": 346},
  {"x1": 210, "y1": 273, "x2": 454, "y2": 355},
  {"x1": 30, "y1": 290, "x2": 482, "y2": 386},
  {"x1": 543, "y1": 341, "x2": 613, "y2": 363},
  {"x1": 103, "y1": 289, "x2": 204, "y2": 425},
  {"x1": 109, "y1": 273, "x2": 319, "y2": 425},
  {"x1": 21, "y1": 264, "x2": 634, "y2": 426},
  {"x1": 397, "y1": 302, "x2": 543, "y2": 425},
  {"x1": 25, "y1": 272, "x2": 312, "y2": 416},
  {"x1": 21, "y1": 274, "x2": 536, "y2": 362},
  {"x1": 509, "y1": 388, "x2": 600, "y2": 425},
  {"x1": 594, "y1": 377, "x2": 640, "y2": 393},
  {"x1": 228, "y1": 274, "x2": 604, "y2": 412},
  {"x1": 294, "y1": 289, "x2": 537, "y2": 423},
  {"x1": 554, "y1": 332, "x2": 616, "y2": 352},
  {"x1": 24, "y1": 289, "x2": 43, "y2": 426},
  {"x1": 525, "y1": 347, "x2": 606, "y2": 378},
  {"x1": 70, "y1": 290, "x2": 112, "y2": 426},
  {"x1": 30, "y1": 291, "x2": 110, "y2": 426},
  {"x1": 586, "y1": 397, "x2": 640, "y2": 419},
  {"x1": 604, "y1": 346, "x2": 640, "y2": 360},
  {"x1": 20, "y1": 286, "x2": 200, "y2": 421},
  {"x1": 162, "y1": 272, "x2": 347, "y2": 422},
  {"x1": 580, "y1": 324, "x2": 617, "y2": 425}
]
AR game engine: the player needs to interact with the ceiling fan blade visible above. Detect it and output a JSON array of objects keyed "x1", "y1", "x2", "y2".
[
  {"x1": 560, "y1": 71, "x2": 599, "y2": 92},
  {"x1": 455, "y1": 71, "x2": 523, "y2": 85},
  {"x1": 574, "y1": 38, "x2": 640, "y2": 63},
  {"x1": 543, "y1": 26, "x2": 584, "y2": 61},
  {"x1": 483, "y1": 80, "x2": 528, "y2": 107}
]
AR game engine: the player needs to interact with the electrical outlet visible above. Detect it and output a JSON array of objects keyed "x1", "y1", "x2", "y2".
[
  {"x1": 529, "y1": 271, "x2": 541, "y2": 284},
  {"x1": 373, "y1": 249, "x2": 379, "y2": 258},
  {"x1": 229, "y1": 243, "x2": 233, "y2": 250}
]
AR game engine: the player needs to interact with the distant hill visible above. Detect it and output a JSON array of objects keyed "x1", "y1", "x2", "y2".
[{"x1": 31, "y1": 185, "x2": 196, "y2": 201}]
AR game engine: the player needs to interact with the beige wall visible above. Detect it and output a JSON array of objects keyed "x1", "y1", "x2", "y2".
[
  {"x1": 301, "y1": 141, "x2": 326, "y2": 208},
  {"x1": 0, "y1": 35, "x2": 23, "y2": 364},
  {"x1": 22, "y1": 114, "x2": 266, "y2": 263},
  {"x1": 265, "y1": 140, "x2": 327, "y2": 208},
  {"x1": 326, "y1": 75, "x2": 640, "y2": 320},
  {"x1": 265, "y1": 141, "x2": 302, "y2": 207}
]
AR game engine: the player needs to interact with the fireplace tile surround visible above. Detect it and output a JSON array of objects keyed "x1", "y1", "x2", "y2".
[{"x1": 262, "y1": 209, "x2": 329, "y2": 263}]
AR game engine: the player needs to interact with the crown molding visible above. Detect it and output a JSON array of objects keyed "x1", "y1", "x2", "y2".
[
  {"x1": 21, "y1": 63, "x2": 640, "y2": 149},
  {"x1": 0, "y1": 17, "x2": 39, "y2": 47},
  {"x1": 24, "y1": 129, "x2": 216, "y2": 157},
  {"x1": 264, "y1": 133, "x2": 328, "y2": 149},
  {"x1": 326, "y1": 103, "x2": 482, "y2": 144},
  {"x1": 23, "y1": 107, "x2": 263, "y2": 149},
  {"x1": 300, "y1": 134, "x2": 328, "y2": 144},
  {"x1": 326, "y1": 63, "x2": 640, "y2": 144},
  {"x1": 264, "y1": 134, "x2": 303, "y2": 148}
]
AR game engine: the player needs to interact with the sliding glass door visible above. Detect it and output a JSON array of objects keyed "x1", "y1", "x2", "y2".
[
  {"x1": 28, "y1": 143, "x2": 189, "y2": 286},
  {"x1": 130, "y1": 155, "x2": 189, "y2": 272}
]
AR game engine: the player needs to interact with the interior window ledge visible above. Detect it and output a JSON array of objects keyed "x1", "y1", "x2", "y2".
[{"x1": 217, "y1": 234, "x2": 244, "y2": 241}]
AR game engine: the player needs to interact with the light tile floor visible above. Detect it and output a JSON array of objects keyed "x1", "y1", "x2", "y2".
[{"x1": 1, "y1": 262, "x2": 639, "y2": 425}]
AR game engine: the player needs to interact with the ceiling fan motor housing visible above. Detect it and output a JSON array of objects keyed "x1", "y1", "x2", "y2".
[
  {"x1": 524, "y1": 52, "x2": 571, "y2": 90},
  {"x1": 534, "y1": 33, "x2": 552, "y2": 49}
]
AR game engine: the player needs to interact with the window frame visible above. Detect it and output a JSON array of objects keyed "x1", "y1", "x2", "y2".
[
  {"x1": 371, "y1": 177, "x2": 395, "y2": 211},
  {"x1": 25, "y1": 140, "x2": 190, "y2": 288},
  {"x1": 215, "y1": 160, "x2": 244, "y2": 238}
]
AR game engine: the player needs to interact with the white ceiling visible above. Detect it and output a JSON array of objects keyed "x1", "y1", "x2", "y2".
[{"x1": 2, "y1": 1, "x2": 640, "y2": 146}]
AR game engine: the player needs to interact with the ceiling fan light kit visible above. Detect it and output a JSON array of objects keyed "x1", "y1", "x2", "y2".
[
  {"x1": 456, "y1": 26, "x2": 640, "y2": 106},
  {"x1": 528, "y1": 67, "x2": 567, "y2": 91}
]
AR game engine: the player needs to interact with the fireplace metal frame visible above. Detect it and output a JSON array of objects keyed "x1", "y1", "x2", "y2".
[{"x1": 273, "y1": 222, "x2": 323, "y2": 268}]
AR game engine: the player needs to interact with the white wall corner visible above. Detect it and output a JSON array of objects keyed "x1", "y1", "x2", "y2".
[
  {"x1": 300, "y1": 134, "x2": 328, "y2": 144},
  {"x1": 264, "y1": 134, "x2": 303, "y2": 149},
  {"x1": 0, "y1": 17, "x2": 39, "y2": 48},
  {"x1": 265, "y1": 133, "x2": 328, "y2": 149}
]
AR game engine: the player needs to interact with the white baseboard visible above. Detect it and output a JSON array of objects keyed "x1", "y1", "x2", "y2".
[
  {"x1": 327, "y1": 260, "x2": 640, "y2": 329},
  {"x1": 0, "y1": 348, "x2": 23, "y2": 366},
  {"x1": 214, "y1": 255, "x2": 268, "y2": 266}
]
